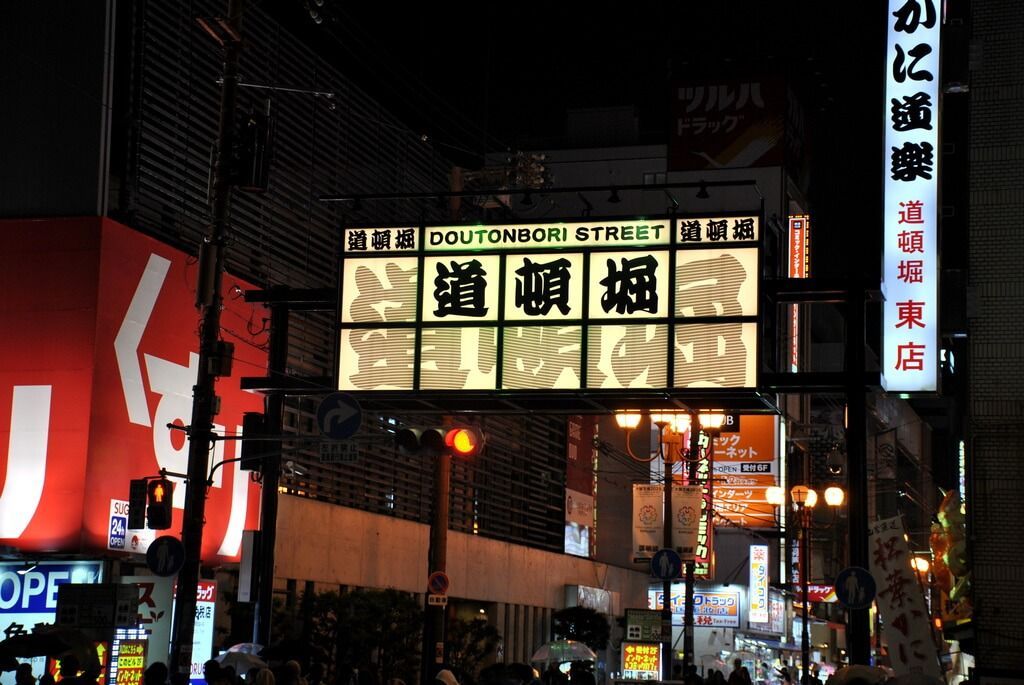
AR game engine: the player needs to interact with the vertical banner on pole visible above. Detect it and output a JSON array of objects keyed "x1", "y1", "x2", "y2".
[
  {"x1": 633, "y1": 484, "x2": 663, "y2": 562},
  {"x1": 749, "y1": 544, "x2": 770, "y2": 623},
  {"x1": 867, "y1": 517, "x2": 941, "y2": 677},
  {"x1": 671, "y1": 484, "x2": 703, "y2": 561},
  {"x1": 694, "y1": 435, "x2": 715, "y2": 578}
]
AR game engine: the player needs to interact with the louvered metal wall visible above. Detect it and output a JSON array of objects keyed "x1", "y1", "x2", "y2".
[{"x1": 110, "y1": 0, "x2": 567, "y2": 552}]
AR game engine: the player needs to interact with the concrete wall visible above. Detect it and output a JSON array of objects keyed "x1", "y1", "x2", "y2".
[{"x1": 275, "y1": 494, "x2": 650, "y2": 611}]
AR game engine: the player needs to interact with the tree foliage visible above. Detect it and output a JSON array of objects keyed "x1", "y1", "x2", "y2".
[
  {"x1": 550, "y1": 606, "x2": 609, "y2": 651},
  {"x1": 446, "y1": 618, "x2": 501, "y2": 685},
  {"x1": 306, "y1": 588, "x2": 423, "y2": 685}
]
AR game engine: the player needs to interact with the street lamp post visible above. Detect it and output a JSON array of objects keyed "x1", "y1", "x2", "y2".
[
  {"x1": 616, "y1": 410, "x2": 725, "y2": 678},
  {"x1": 767, "y1": 484, "x2": 844, "y2": 685}
]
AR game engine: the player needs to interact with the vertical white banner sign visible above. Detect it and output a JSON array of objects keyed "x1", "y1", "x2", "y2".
[
  {"x1": 867, "y1": 516, "x2": 941, "y2": 677},
  {"x1": 749, "y1": 544, "x2": 770, "y2": 623},
  {"x1": 632, "y1": 484, "x2": 663, "y2": 561},
  {"x1": 882, "y1": 0, "x2": 941, "y2": 391}
]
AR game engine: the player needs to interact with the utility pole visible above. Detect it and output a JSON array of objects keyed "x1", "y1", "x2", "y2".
[
  {"x1": 169, "y1": 0, "x2": 243, "y2": 675},
  {"x1": 682, "y1": 416, "x2": 700, "y2": 671},
  {"x1": 423, "y1": 449, "x2": 452, "y2": 682},
  {"x1": 253, "y1": 295, "x2": 287, "y2": 645},
  {"x1": 845, "y1": 282, "x2": 871, "y2": 664},
  {"x1": 662, "y1": 442, "x2": 674, "y2": 681}
]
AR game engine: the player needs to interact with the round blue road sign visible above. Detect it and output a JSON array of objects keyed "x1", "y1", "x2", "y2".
[
  {"x1": 317, "y1": 393, "x2": 362, "y2": 440},
  {"x1": 651, "y1": 548, "x2": 683, "y2": 581},
  {"x1": 834, "y1": 566, "x2": 877, "y2": 609},
  {"x1": 146, "y1": 535, "x2": 186, "y2": 577}
]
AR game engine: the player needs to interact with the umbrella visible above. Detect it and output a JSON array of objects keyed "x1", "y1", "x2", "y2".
[
  {"x1": 215, "y1": 651, "x2": 267, "y2": 672},
  {"x1": 828, "y1": 665, "x2": 888, "y2": 685},
  {"x1": 700, "y1": 655, "x2": 726, "y2": 671},
  {"x1": 890, "y1": 675, "x2": 943, "y2": 685},
  {"x1": 529, "y1": 640, "x2": 596, "y2": 664},
  {"x1": 0, "y1": 626, "x2": 98, "y2": 668},
  {"x1": 227, "y1": 643, "x2": 264, "y2": 655}
]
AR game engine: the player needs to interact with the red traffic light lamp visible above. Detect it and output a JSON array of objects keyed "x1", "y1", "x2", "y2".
[
  {"x1": 398, "y1": 427, "x2": 483, "y2": 457},
  {"x1": 147, "y1": 478, "x2": 175, "y2": 530},
  {"x1": 445, "y1": 427, "x2": 483, "y2": 457}
]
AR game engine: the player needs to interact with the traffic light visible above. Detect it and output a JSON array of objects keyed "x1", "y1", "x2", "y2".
[
  {"x1": 239, "y1": 412, "x2": 267, "y2": 471},
  {"x1": 396, "y1": 426, "x2": 484, "y2": 457},
  {"x1": 445, "y1": 427, "x2": 484, "y2": 458},
  {"x1": 146, "y1": 478, "x2": 174, "y2": 530},
  {"x1": 127, "y1": 479, "x2": 148, "y2": 529}
]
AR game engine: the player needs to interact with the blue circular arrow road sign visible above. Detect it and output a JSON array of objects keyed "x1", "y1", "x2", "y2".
[
  {"x1": 316, "y1": 393, "x2": 362, "y2": 440},
  {"x1": 834, "y1": 566, "x2": 877, "y2": 609}
]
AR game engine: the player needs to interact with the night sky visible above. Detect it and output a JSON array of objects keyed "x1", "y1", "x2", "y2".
[{"x1": 274, "y1": 0, "x2": 886, "y2": 271}]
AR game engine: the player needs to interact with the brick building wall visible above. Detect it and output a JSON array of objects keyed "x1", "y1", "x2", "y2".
[{"x1": 969, "y1": 0, "x2": 1024, "y2": 666}]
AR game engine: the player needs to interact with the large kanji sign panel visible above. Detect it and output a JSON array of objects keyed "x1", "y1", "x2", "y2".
[
  {"x1": 0, "y1": 218, "x2": 263, "y2": 561},
  {"x1": 882, "y1": 0, "x2": 940, "y2": 392},
  {"x1": 338, "y1": 216, "x2": 761, "y2": 396}
]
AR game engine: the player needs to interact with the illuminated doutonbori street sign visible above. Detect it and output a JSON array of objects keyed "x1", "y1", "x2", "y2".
[{"x1": 338, "y1": 216, "x2": 761, "y2": 396}]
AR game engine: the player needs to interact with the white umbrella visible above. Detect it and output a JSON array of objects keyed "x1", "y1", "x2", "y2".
[
  {"x1": 227, "y1": 643, "x2": 264, "y2": 655},
  {"x1": 215, "y1": 650, "x2": 268, "y2": 672},
  {"x1": 829, "y1": 665, "x2": 888, "y2": 685},
  {"x1": 529, "y1": 640, "x2": 597, "y2": 664}
]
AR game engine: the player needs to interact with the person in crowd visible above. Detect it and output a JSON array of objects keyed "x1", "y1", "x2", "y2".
[
  {"x1": 728, "y1": 661, "x2": 746, "y2": 685},
  {"x1": 304, "y1": 664, "x2": 324, "y2": 685},
  {"x1": 683, "y1": 665, "x2": 704, "y2": 685},
  {"x1": 143, "y1": 662, "x2": 169, "y2": 685},
  {"x1": 740, "y1": 667, "x2": 753, "y2": 685},
  {"x1": 542, "y1": 664, "x2": 567, "y2": 685},
  {"x1": 251, "y1": 669, "x2": 276, "y2": 685},
  {"x1": 15, "y1": 664, "x2": 37, "y2": 685},
  {"x1": 569, "y1": 662, "x2": 596, "y2": 685},
  {"x1": 435, "y1": 670, "x2": 459, "y2": 685},
  {"x1": 280, "y1": 661, "x2": 307, "y2": 685},
  {"x1": 204, "y1": 661, "x2": 223, "y2": 685}
]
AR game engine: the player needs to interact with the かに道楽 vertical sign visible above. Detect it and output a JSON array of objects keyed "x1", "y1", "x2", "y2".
[{"x1": 882, "y1": 0, "x2": 941, "y2": 392}]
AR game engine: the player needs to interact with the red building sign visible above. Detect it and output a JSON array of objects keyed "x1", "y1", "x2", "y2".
[{"x1": 0, "y1": 218, "x2": 264, "y2": 562}]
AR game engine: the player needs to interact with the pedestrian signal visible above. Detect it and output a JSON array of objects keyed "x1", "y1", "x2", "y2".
[
  {"x1": 147, "y1": 478, "x2": 174, "y2": 530},
  {"x1": 397, "y1": 427, "x2": 484, "y2": 457},
  {"x1": 128, "y1": 479, "x2": 148, "y2": 529}
]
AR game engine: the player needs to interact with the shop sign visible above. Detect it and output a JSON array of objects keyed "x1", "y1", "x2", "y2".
[
  {"x1": 0, "y1": 561, "x2": 103, "y2": 635},
  {"x1": 748, "y1": 545, "x2": 770, "y2": 623},
  {"x1": 0, "y1": 218, "x2": 264, "y2": 561},
  {"x1": 712, "y1": 415, "x2": 778, "y2": 528},
  {"x1": 120, "y1": 576, "x2": 172, "y2": 667},
  {"x1": 648, "y1": 588, "x2": 740, "y2": 628},
  {"x1": 768, "y1": 591, "x2": 785, "y2": 636},
  {"x1": 171, "y1": 580, "x2": 217, "y2": 685},
  {"x1": 112, "y1": 640, "x2": 146, "y2": 685},
  {"x1": 339, "y1": 216, "x2": 760, "y2": 397},
  {"x1": 625, "y1": 608, "x2": 664, "y2": 642},
  {"x1": 694, "y1": 434, "x2": 715, "y2": 579},
  {"x1": 622, "y1": 642, "x2": 662, "y2": 680},
  {"x1": 882, "y1": 0, "x2": 941, "y2": 392}
]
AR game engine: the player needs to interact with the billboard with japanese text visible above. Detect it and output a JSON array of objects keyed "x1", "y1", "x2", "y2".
[
  {"x1": 882, "y1": 0, "x2": 940, "y2": 392},
  {"x1": 0, "y1": 218, "x2": 264, "y2": 561},
  {"x1": 338, "y1": 216, "x2": 761, "y2": 400},
  {"x1": 669, "y1": 77, "x2": 787, "y2": 171},
  {"x1": 712, "y1": 415, "x2": 778, "y2": 527}
]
